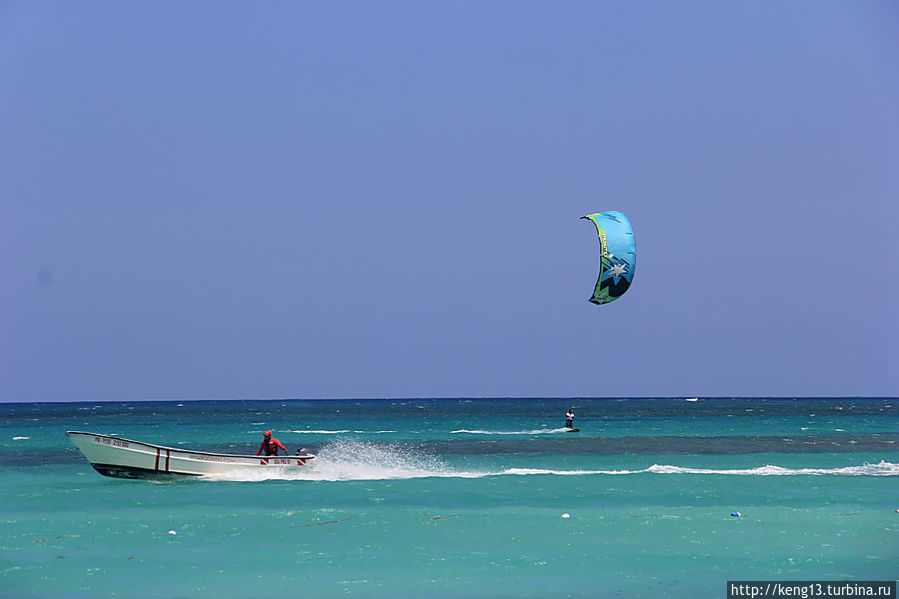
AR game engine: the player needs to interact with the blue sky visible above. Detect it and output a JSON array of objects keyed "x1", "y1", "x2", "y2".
[{"x1": 1, "y1": 2, "x2": 896, "y2": 402}]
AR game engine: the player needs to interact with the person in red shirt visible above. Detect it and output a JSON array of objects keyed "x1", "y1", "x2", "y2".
[{"x1": 256, "y1": 430, "x2": 288, "y2": 456}]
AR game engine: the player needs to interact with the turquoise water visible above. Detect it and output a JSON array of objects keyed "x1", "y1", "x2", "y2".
[{"x1": 1, "y1": 398, "x2": 897, "y2": 598}]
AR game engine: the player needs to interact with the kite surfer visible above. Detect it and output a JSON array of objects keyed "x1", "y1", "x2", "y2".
[
  {"x1": 257, "y1": 430, "x2": 288, "y2": 456},
  {"x1": 565, "y1": 408, "x2": 574, "y2": 429}
]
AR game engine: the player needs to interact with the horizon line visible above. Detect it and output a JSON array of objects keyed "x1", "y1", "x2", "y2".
[{"x1": 1, "y1": 395, "x2": 896, "y2": 405}]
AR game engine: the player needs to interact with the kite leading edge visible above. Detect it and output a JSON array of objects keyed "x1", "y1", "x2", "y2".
[{"x1": 581, "y1": 211, "x2": 636, "y2": 305}]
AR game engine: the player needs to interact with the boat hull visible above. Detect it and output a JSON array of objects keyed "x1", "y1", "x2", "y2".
[{"x1": 66, "y1": 431, "x2": 315, "y2": 479}]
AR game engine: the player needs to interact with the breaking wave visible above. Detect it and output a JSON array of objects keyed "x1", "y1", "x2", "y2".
[
  {"x1": 643, "y1": 462, "x2": 899, "y2": 476},
  {"x1": 502, "y1": 461, "x2": 899, "y2": 477},
  {"x1": 451, "y1": 428, "x2": 572, "y2": 435}
]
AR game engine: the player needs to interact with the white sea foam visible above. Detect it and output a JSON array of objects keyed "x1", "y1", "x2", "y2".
[
  {"x1": 12, "y1": 436, "x2": 30, "y2": 441},
  {"x1": 450, "y1": 428, "x2": 571, "y2": 435}
]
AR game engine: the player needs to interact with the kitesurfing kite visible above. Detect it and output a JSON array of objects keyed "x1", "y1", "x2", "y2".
[{"x1": 581, "y1": 211, "x2": 636, "y2": 304}]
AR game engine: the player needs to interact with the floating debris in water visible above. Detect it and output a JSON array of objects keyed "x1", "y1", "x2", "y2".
[{"x1": 294, "y1": 516, "x2": 359, "y2": 528}]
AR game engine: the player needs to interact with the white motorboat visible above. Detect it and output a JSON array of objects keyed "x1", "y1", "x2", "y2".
[{"x1": 67, "y1": 431, "x2": 315, "y2": 479}]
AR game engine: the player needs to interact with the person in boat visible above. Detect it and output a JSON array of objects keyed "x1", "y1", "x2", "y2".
[
  {"x1": 257, "y1": 430, "x2": 288, "y2": 456},
  {"x1": 565, "y1": 408, "x2": 574, "y2": 429}
]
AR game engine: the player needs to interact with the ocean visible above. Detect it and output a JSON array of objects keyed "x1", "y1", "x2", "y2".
[{"x1": 1, "y1": 398, "x2": 896, "y2": 598}]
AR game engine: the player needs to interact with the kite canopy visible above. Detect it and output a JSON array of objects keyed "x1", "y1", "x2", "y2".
[{"x1": 581, "y1": 211, "x2": 636, "y2": 304}]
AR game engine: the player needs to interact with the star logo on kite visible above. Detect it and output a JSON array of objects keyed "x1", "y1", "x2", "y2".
[{"x1": 607, "y1": 263, "x2": 628, "y2": 283}]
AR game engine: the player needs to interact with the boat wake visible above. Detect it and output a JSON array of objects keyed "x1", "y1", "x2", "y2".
[{"x1": 204, "y1": 442, "x2": 899, "y2": 482}]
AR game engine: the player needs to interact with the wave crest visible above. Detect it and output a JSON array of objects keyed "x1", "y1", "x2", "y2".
[{"x1": 646, "y1": 461, "x2": 899, "y2": 476}]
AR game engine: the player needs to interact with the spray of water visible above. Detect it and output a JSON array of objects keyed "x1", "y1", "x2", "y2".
[{"x1": 207, "y1": 441, "x2": 482, "y2": 482}]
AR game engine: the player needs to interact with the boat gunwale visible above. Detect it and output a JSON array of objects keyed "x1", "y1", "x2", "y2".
[{"x1": 65, "y1": 430, "x2": 316, "y2": 460}]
